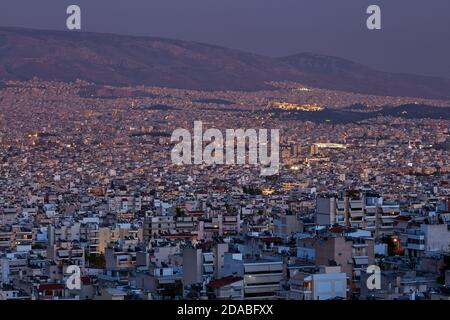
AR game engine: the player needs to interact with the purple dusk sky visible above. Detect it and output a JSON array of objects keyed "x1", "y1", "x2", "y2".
[{"x1": 1, "y1": 0, "x2": 449, "y2": 78}]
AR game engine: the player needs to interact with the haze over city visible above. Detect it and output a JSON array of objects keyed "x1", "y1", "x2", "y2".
[
  {"x1": 1, "y1": 0, "x2": 450, "y2": 78},
  {"x1": 0, "y1": 0, "x2": 450, "y2": 309}
]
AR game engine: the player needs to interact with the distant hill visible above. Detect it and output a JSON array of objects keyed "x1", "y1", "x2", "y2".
[
  {"x1": 279, "y1": 53, "x2": 450, "y2": 100},
  {"x1": 269, "y1": 103, "x2": 450, "y2": 123},
  {"x1": 1, "y1": 26, "x2": 450, "y2": 99}
]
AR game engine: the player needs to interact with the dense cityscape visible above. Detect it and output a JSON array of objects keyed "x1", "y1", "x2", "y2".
[{"x1": 0, "y1": 79, "x2": 449, "y2": 300}]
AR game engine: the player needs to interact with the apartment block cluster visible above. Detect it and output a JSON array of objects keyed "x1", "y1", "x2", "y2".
[
  {"x1": 1, "y1": 182, "x2": 449, "y2": 300},
  {"x1": 0, "y1": 80, "x2": 450, "y2": 300}
]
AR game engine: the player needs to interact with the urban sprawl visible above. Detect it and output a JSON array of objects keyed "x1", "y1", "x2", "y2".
[{"x1": 0, "y1": 80, "x2": 449, "y2": 300}]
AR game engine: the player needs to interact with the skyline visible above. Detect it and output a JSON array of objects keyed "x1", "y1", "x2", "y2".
[
  {"x1": 1, "y1": 1, "x2": 450, "y2": 307},
  {"x1": 0, "y1": 0, "x2": 450, "y2": 79}
]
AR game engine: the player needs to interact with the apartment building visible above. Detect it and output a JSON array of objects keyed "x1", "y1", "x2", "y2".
[
  {"x1": 223, "y1": 254, "x2": 283, "y2": 300},
  {"x1": 273, "y1": 213, "x2": 304, "y2": 237},
  {"x1": 13, "y1": 227, "x2": 34, "y2": 252},
  {"x1": 144, "y1": 215, "x2": 176, "y2": 239},
  {"x1": 98, "y1": 224, "x2": 143, "y2": 254},
  {"x1": 406, "y1": 222, "x2": 450, "y2": 258},
  {"x1": 0, "y1": 229, "x2": 13, "y2": 250},
  {"x1": 105, "y1": 247, "x2": 137, "y2": 271},
  {"x1": 289, "y1": 266, "x2": 347, "y2": 300},
  {"x1": 47, "y1": 244, "x2": 85, "y2": 268},
  {"x1": 315, "y1": 232, "x2": 374, "y2": 296},
  {"x1": 207, "y1": 276, "x2": 244, "y2": 299},
  {"x1": 316, "y1": 191, "x2": 399, "y2": 237},
  {"x1": 182, "y1": 247, "x2": 203, "y2": 286},
  {"x1": 0, "y1": 206, "x2": 18, "y2": 225}
]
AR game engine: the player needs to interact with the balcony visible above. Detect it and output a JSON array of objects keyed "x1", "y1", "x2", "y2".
[
  {"x1": 407, "y1": 233, "x2": 425, "y2": 240},
  {"x1": 353, "y1": 256, "x2": 369, "y2": 265},
  {"x1": 407, "y1": 243, "x2": 425, "y2": 251},
  {"x1": 349, "y1": 211, "x2": 364, "y2": 218},
  {"x1": 352, "y1": 243, "x2": 368, "y2": 248}
]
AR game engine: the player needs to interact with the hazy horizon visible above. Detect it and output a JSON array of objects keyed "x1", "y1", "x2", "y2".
[{"x1": 1, "y1": 0, "x2": 449, "y2": 79}]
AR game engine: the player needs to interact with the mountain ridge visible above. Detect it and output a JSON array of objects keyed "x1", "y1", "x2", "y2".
[{"x1": 1, "y1": 26, "x2": 450, "y2": 99}]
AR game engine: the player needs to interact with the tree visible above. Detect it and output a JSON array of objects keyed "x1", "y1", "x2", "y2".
[
  {"x1": 86, "y1": 253, "x2": 106, "y2": 268},
  {"x1": 176, "y1": 207, "x2": 186, "y2": 217}
]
